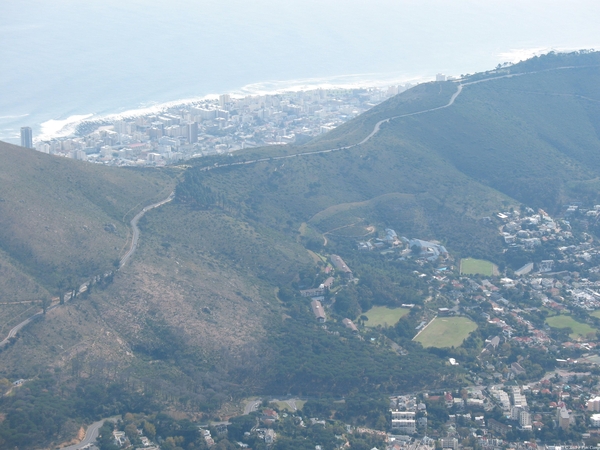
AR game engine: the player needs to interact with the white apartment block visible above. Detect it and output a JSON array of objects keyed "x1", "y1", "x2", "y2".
[
  {"x1": 587, "y1": 396, "x2": 600, "y2": 411},
  {"x1": 391, "y1": 410, "x2": 416, "y2": 434}
]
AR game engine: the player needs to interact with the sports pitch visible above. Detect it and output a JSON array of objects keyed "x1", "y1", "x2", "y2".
[
  {"x1": 460, "y1": 258, "x2": 497, "y2": 276},
  {"x1": 364, "y1": 306, "x2": 409, "y2": 328},
  {"x1": 414, "y1": 316, "x2": 477, "y2": 348},
  {"x1": 546, "y1": 314, "x2": 597, "y2": 340}
]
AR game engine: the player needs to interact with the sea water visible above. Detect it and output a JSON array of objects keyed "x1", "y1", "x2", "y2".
[{"x1": 2, "y1": 0, "x2": 599, "y2": 144}]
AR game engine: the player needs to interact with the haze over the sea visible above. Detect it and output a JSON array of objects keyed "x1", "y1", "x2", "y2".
[{"x1": 2, "y1": 0, "x2": 599, "y2": 144}]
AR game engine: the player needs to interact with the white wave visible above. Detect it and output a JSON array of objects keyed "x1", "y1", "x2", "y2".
[
  {"x1": 0, "y1": 113, "x2": 29, "y2": 121},
  {"x1": 37, "y1": 114, "x2": 94, "y2": 142},
  {"x1": 497, "y1": 46, "x2": 599, "y2": 64},
  {"x1": 68, "y1": 72, "x2": 432, "y2": 128},
  {"x1": 100, "y1": 96, "x2": 218, "y2": 122},
  {"x1": 497, "y1": 47, "x2": 554, "y2": 64},
  {"x1": 232, "y1": 72, "x2": 431, "y2": 97},
  {"x1": 31, "y1": 72, "x2": 435, "y2": 141},
  {"x1": 0, "y1": 24, "x2": 42, "y2": 33}
]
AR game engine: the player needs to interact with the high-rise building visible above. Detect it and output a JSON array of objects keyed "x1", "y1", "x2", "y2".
[
  {"x1": 391, "y1": 411, "x2": 416, "y2": 434},
  {"x1": 557, "y1": 406, "x2": 570, "y2": 430},
  {"x1": 440, "y1": 438, "x2": 458, "y2": 449},
  {"x1": 20, "y1": 127, "x2": 33, "y2": 148},
  {"x1": 219, "y1": 94, "x2": 231, "y2": 109},
  {"x1": 187, "y1": 122, "x2": 198, "y2": 144}
]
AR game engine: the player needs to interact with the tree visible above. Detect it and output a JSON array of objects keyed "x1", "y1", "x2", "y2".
[
  {"x1": 97, "y1": 421, "x2": 120, "y2": 450},
  {"x1": 41, "y1": 294, "x2": 52, "y2": 314},
  {"x1": 57, "y1": 278, "x2": 67, "y2": 304},
  {"x1": 125, "y1": 423, "x2": 140, "y2": 445},
  {"x1": 143, "y1": 421, "x2": 156, "y2": 440}
]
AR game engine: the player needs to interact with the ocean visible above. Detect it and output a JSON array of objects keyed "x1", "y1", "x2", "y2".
[{"x1": 2, "y1": 0, "x2": 600, "y2": 145}]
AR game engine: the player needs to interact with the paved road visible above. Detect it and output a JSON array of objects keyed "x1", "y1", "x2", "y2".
[
  {"x1": 200, "y1": 80, "x2": 465, "y2": 172},
  {"x1": 0, "y1": 64, "x2": 588, "y2": 348},
  {"x1": 198, "y1": 64, "x2": 592, "y2": 174},
  {"x1": 120, "y1": 191, "x2": 175, "y2": 268},
  {"x1": 244, "y1": 399, "x2": 261, "y2": 415},
  {"x1": 0, "y1": 192, "x2": 174, "y2": 346},
  {"x1": 0, "y1": 303, "x2": 59, "y2": 347},
  {"x1": 59, "y1": 418, "x2": 116, "y2": 450}
]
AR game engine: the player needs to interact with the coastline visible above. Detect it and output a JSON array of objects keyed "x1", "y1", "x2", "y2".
[
  {"x1": 30, "y1": 71, "x2": 432, "y2": 145},
  {"x1": 7, "y1": 46, "x2": 585, "y2": 145}
]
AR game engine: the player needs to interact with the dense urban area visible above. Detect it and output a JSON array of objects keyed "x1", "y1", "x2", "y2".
[{"x1": 26, "y1": 82, "x2": 426, "y2": 164}]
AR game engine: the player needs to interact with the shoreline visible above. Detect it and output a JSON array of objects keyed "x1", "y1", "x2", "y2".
[{"x1": 32, "y1": 71, "x2": 434, "y2": 144}]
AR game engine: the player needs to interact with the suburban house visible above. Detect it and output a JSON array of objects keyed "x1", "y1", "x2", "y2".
[
  {"x1": 342, "y1": 318, "x2": 358, "y2": 333},
  {"x1": 311, "y1": 299, "x2": 326, "y2": 322},
  {"x1": 300, "y1": 287, "x2": 324, "y2": 297},
  {"x1": 330, "y1": 254, "x2": 353, "y2": 279},
  {"x1": 262, "y1": 409, "x2": 279, "y2": 425},
  {"x1": 321, "y1": 276, "x2": 334, "y2": 290},
  {"x1": 265, "y1": 428, "x2": 276, "y2": 444}
]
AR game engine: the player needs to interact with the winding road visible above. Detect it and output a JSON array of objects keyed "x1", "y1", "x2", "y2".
[
  {"x1": 244, "y1": 399, "x2": 262, "y2": 415},
  {"x1": 0, "y1": 191, "x2": 175, "y2": 347},
  {"x1": 59, "y1": 417, "x2": 118, "y2": 450},
  {"x1": 120, "y1": 191, "x2": 175, "y2": 268},
  {"x1": 199, "y1": 64, "x2": 594, "y2": 173},
  {"x1": 200, "y1": 79, "x2": 465, "y2": 171},
  {"x1": 0, "y1": 64, "x2": 590, "y2": 354}
]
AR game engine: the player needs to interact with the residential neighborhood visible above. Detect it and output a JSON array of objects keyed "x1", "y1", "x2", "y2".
[{"x1": 55, "y1": 205, "x2": 600, "y2": 450}]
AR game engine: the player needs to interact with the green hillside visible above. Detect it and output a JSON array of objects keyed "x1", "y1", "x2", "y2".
[
  {"x1": 183, "y1": 52, "x2": 600, "y2": 256},
  {"x1": 4, "y1": 51, "x2": 600, "y2": 448}
]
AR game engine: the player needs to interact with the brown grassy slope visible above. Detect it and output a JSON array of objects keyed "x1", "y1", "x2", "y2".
[
  {"x1": 0, "y1": 299, "x2": 131, "y2": 378},
  {"x1": 0, "y1": 202, "x2": 309, "y2": 392},
  {"x1": 0, "y1": 141, "x2": 175, "y2": 291},
  {"x1": 90, "y1": 203, "x2": 309, "y2": 355}
]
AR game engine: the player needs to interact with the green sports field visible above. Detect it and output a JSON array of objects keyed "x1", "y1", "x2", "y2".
[
  {"x1": 591, "y1": 310, "x2": 600, "y2": 319},
  {"x1": 546, "y1": 315, "x2": 597, "y2": 339},
  {"x1": 414, "y1": 317, "x2": 477, "y2": 348},
  {"x1": 460, "y1": 258, "x2": 496, "y2": 276},
  {"x1": 364, "y1": 306, "x2": 409, "y2": 328}
]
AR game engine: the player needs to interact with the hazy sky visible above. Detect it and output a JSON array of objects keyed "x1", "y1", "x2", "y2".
[
  {"x1": 2, "y1": 0, "x2": 600, "y2": 142},
  {"x1": 4, "y1": 0, "x2": 600, "y2": 83}
]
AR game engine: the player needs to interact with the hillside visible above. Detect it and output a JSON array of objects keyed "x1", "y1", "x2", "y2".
[
  {"x1": 0, "y1": 141, "x2": 175, "y2": 330},
  {"x1": 186, "y1": 52, "x2": 600, "y2": 242},
  {"x1": 3, "y1": 51, "x2": 600, "y2": 448}
]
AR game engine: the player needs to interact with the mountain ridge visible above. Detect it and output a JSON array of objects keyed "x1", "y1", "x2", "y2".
[{"x1": 2, "y1": 51, "x2": 600, "y2": 448}]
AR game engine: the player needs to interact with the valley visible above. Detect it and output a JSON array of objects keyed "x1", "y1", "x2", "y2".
[{"x1": 3, "y1": 51, "x2": 600, "y2": 449}]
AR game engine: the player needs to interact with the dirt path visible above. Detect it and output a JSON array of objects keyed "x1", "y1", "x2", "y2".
[{"x1": 412, "y1": 315, "x2": 437, "y2": 340}]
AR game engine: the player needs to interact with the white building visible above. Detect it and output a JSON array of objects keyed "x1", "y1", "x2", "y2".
[
  {"x1": 519, "y1": 410, "x2": 532, "y2": 431},
  {"x1": 591, "y1": 413, "x2": 600, "y2": 427},
  {"x1": 264, "y1": 429, "x2": 276, "y2": 444},
  {"x1": 391, "y1": 411, "x2": 416, "y2": 434},
  {"x1": 490, "y1": 388, "x2": 511, "y2": 411},
  {"x1": 440, "y1": 438, "x2": 458, "y2": 449},
  {"x1": 587, "y1": 396, "x2": 600, "y2": 411}
]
